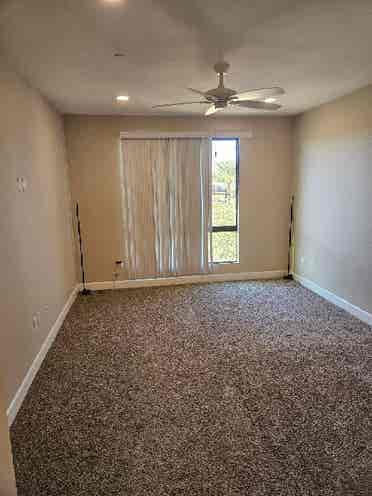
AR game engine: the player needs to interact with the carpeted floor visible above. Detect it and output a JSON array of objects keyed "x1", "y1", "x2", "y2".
[{"x1": 10, "y1": 280, "x2": 372, "y2": 495}]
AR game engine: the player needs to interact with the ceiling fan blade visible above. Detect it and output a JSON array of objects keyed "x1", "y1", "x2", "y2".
[
  {"x1": 232, "y1": 87, "x2": 285, "y2": 102},
  {"x1": 205, "y1": 105, "x2": 222, "y2": 116},
  {"x1": 231, "y1": 100, "x2": 282, "y2": 110},
  {"x1": 188, "y1": 88, "x2": 211, "y2": 98},
  {"x1": 152, "y1": 101, "x2": 208, "y2": 108}
]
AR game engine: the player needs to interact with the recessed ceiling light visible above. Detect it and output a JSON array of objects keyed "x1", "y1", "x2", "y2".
[
  {"x1": 264, "y1": 97, "x2": 277, "y2": 103},
  {"x1": 116, "y1": 95, "x2": 129, "y2": 102}
]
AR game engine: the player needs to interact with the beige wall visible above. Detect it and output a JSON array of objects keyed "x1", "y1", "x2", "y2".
[
  {"x1": 293, "y1": 85, "x2": 372, "y2": 314},
  {"x1": 64, "y1": 115, "x2": 293, "y2": 282},
  {"x1": 0, "y1": 56, "x2": 77, "y2": 408},
  {"x1": 0, "y1": 386, "x2": 17, "y2": 496}
]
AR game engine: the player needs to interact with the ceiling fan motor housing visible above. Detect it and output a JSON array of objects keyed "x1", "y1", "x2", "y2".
[{"x1": 206, "y1": 86, "x2": 237, "y2": 107}]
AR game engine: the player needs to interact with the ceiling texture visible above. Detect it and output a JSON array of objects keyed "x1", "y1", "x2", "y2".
[{"x1": 1, "y1": 0, "x2": 372, "y2": 116}]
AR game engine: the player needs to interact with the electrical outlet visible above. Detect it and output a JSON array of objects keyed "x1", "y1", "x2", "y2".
[
  {"x1": 32, "y1": 312, "x2": 42, "y2": 331},
  {"x1": 32, "y1": 314, "x2": 39, "y2": 330}
]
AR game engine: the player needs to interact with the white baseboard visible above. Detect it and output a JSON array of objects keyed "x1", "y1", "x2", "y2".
[
  {"x1": 7, "y1": 285, "x2": 80, "y2": 426},
  {"x1": 82, "y1": 270, "x2": 287, "y2": 291},
  {"x1": 293, "y1": 273, "x2": 372, "y2": 327}
]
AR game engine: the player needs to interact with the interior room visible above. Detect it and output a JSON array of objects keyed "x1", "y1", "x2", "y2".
[{"x1": 0, "y1": 1, "x2": 371, "y2": 495}]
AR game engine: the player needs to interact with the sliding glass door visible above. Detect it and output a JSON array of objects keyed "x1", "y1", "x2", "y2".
[{"x1": 120, "y1": 136, "x2": 240, "y2": 280}]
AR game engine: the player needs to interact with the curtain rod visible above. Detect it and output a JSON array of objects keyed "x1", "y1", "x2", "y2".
[{"x1": 120, "y1": 131, "x2": 253, "y2": 139}]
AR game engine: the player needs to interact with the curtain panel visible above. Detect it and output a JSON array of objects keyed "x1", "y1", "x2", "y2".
[{"x1": 120, "y1": 138, "x2": 211, "y2": 279}]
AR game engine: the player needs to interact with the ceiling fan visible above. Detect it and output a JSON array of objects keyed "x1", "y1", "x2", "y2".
[{"x1": 152, "y1": 61, "x2": 284, "y2": 115}]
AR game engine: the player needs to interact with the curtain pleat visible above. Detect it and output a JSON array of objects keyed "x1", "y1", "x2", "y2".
[
  {"x1": 121, "y1": 138, "x2": 211, "y2": 279},
  {"x1": 200, "y1": 138, "x2": 212, "y2": 272}
]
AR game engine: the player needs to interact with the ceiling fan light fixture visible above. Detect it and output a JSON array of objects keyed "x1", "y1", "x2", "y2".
[{"x1": 264, "y1": 97, "x2": 277, "y2": 103}]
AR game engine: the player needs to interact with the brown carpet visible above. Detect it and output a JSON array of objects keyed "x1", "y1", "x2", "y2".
[{"x1": 10, "y1": 280, "x2": 372, "y2": 495}]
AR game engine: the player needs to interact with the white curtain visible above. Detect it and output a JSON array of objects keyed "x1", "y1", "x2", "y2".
[{"x1": 121, "y1": 138, "x2": 211, "y2": 279}]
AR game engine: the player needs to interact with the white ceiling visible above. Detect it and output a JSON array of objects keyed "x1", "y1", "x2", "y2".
[{"x1": 1, "y1": 0, "x2": 372, "y2": 116}]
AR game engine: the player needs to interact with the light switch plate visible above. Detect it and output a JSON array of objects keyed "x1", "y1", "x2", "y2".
[{"x1": 17, "y1": 176, "x2": 27, "y2": 192}]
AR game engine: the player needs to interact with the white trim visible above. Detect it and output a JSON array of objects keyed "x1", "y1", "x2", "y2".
[
  {"x1": 82, "y1": 270, "x2": 287, "y2": 291},
  {"x1": 120, "y1": 131, "x2": 253, "y2": 139},
  {"x1": 7, "y1": 285, "x2": 80, "y2": 426},
  {"x1": 293, "y1": 274, "x2": 372, "y2": 327}
]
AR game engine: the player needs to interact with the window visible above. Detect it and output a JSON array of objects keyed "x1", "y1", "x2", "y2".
[{"x1": 211, "y1": 138, "x2": 239, "y2": 263}]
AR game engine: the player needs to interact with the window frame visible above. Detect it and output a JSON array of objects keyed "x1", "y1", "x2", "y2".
[{"x1": 211, "y1": 137, "x2": 240, "y2": 264}]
